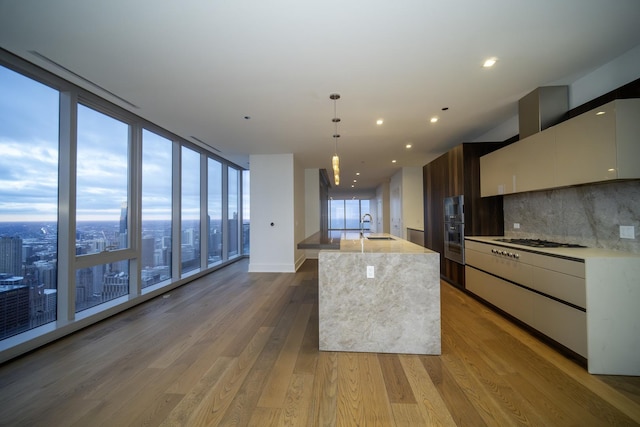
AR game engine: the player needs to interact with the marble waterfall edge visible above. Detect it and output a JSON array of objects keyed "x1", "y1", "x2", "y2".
[{"x1": 319, "y1": 250, "x2": 441, "y2": 355}]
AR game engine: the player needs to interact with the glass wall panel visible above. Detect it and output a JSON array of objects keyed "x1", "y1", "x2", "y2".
[
  {"x1": 329, "y1": 199, "x2": 370, "y2": 231},
  {"x1": 75, "y1": 261, "x2": 129, "y2": 312},
  {"x1": 361, "y1": 200, "x2": 371, "y2": 231},
  {"x1": 242, "y1": 170, "x2": 250, "y2": 255},
  {"x1": 207, "y1": 158, "x2": 222, "y2": 265},
  {"x1": 329, "y1": 199, "x2": 344, "y2": 230},
  {"x1": 227, "y1": 167, "x2": 239, "y2": 258},
  {"x1": 0, "y1": 65, "x2": 59, "y2": 338},
  {"x1": 181, "y1": 147, "x2": 201, "y2": 275},
  {"x1": 76, "y1": 105, "x2": 130, "y2": 255},
  {"x1": 345, "y1": 200, "x2": 360, "y2": 229},
  {"x1": 141, "y1": 129, "x2": 173, "y2": 287}
]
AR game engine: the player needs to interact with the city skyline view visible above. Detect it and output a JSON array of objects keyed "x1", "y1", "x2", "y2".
[{"x1": 0, "y1": 61, "x2": 249, "y2": 344}]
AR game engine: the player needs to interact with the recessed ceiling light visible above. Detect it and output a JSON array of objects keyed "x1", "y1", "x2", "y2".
[
  {"x1": 596, "y1": 111, "x2": 606, "y2": 115},
  {"x1": 376, "y1": 119, "x2": 384, "y2": 125},
  {"x1": 353, "y1": 179, "x2": 357, "y2": 183},
  {"x1": 392, "y1": 159, "x2": 397, "y2": 163},
  {"x1": 356, "y1": 172, "x2": 360, "y2": 176},
  {"x1": 483, "y1": 57, "x2": 498, "y2": 68},
  {"x1": 405, "y1": 143, "x2": 412, "y2": 149},
  {"x1": 351, "y1": 184, "x2": 355, "y2": 188},
  {"x1": 430, "y1": 117, "x2": 438, "y2": 123}
]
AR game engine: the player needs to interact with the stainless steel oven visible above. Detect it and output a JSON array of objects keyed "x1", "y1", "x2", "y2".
[{"x1": 444, "y1": 195, "x2": 465, "y2": 264}]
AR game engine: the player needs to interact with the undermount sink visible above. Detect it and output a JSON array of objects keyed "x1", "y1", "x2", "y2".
[{"x1": 366, "y1": 236, "x2": 395, "y2": 240}]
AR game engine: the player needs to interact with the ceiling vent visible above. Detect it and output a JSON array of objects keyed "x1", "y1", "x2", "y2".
[{"x1": 518, "y1": 86, "x2": 569, "y2": 139}]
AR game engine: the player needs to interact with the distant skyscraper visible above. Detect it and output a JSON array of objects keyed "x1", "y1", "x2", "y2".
[
  {"x1": 0, "y1": 236, "x2": 23, "y2": 276},
  {"x1": 141, "y1": 236, "x2": 155, "y2": 268},
  {"x1": 119, "y1": 201, "x2": 128, "y2": 234}
]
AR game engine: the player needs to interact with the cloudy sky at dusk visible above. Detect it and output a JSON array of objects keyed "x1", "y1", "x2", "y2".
[{"x1": 0, "y1": 64, "x2": 246, "y2": 224}]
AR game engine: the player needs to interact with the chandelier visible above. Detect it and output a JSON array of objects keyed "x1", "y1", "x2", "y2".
[{"x1": 330, "y1": 93, "x2": 341, "y2": 186}]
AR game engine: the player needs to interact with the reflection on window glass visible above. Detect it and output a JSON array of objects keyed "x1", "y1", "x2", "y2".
[
  {"x1": 227, "y1": 167, "x2": 239, "y2": 258},
  {"x1": 242, "y1": 170, "x2": 250, "y2": 255},
  {"x1": 0, "y1": 65, "x2": 59, "y2": 338},
  {"x1": 141, "y1": 130, "x2": 172, "y2": 287},
  {"x1": 208, "y1": 158, "x2": 222, "y2": 265},
  {"x1": 76, "y1": 105, "x2": 129, "y2": 255},
  {"x1": 181, "y1": 147, "x2": 200, "y2": 275},
  {"x1": 75, "y1": 261, "x2": 129, "y2": 312}
]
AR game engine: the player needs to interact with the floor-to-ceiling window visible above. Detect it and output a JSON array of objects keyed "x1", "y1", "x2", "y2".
[
  {"x1": 181, "y1": 147, "x2": 201, "y2": 276},
  {"x1": 0, "y1": 65, "x2": 59, "y2": 339},
  {"x1": 227, "y1": 166, "x2": 240, "y2": 259},
  {"x1": 329, "y1": 199, "x2": 371, "y2": 230},
  {"x1": 242, "y1": 170, "x2": 250, "y2": 255},
  {"x1": 75, "y1": 104, "x2": 132, "y2": 312},
  {"x1": 207, "y1": 158, "x2": 222, "y2": 266},
  {"x1": 0, "y1": 52, "x2": 249, "y2": 361},
  {"x1": 141, "y1": 129, "x2": 173, "y2": 288}
]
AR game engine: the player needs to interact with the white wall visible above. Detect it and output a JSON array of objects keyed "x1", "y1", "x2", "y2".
[
  {"x1": 248, "y1": 154, "x2": 296, "y2": 272},
  {"x1": 293, "y1": 157, "x2": 306, "y2": 270},
  {"x1": 389, "y1": 168, "x2": 424, "y2": 239},
  {"x1": 375, "y1": 180, "x2": 390, "y2": 234},
  {"x1": 401, "y1": 167, "x2": 424, "y2": 233},
  {"x1": 389, "y1": 171, "x2": 403, "y2": 238},
  {"x1": 304, "y1": 169, "x2": 320, "y2": 238}
]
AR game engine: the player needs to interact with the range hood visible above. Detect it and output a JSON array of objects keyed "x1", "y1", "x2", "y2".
[{"x1": 518, "y1": 86, "x2": 569, "y2": 139}]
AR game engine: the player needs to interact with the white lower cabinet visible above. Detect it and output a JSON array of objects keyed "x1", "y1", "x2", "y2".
[
  {"x1": 466, "y1": 237, "x2": 640, "y2": 375},
  {"x1": 465, "y1": 240, "x2": 587, "y2": 357}
]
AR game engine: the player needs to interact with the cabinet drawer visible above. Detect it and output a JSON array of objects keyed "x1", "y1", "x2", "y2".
[
  {"x1": 466, "y1": 248, "x2": 533, "y2": 287},
  {"x1": 466, "y1": 266, "x2": 534, "y2": 325},
  {"x1": 531, "y1": 266, "x2": 585, "y2": 309},
  {"x1": 531, "y1": 292, "x2": 587, "y2": 357}
]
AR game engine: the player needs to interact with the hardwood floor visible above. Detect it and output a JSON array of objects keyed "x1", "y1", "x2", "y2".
[{"x1": 1, "y1": 258, "x2": 639, "y2": 426}]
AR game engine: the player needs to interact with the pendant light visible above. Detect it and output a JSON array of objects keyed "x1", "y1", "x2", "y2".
[{"x1": 330, "y1": 93, "x2": 341, "y2": 186}]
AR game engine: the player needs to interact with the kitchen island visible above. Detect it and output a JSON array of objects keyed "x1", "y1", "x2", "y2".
[{"x1": 318, "y1": 233, "x2": 440, "y2": 355}]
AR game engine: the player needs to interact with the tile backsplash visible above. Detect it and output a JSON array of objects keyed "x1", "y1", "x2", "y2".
[{"x1": 503, "y1": 180, "x2": 640, "y2": 253}]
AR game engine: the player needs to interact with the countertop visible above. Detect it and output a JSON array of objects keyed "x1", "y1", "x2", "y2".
[
  {"x1": 298, "y1": 231, "x2": 435, "y2": 254},
  {"x1": 296, "y1": 231, "x2": 343, "y2": 249},
  {"x1": 466, "y1": 236, "x2": 640, "y2": 260},
  {"x1": 338, "y1": 232, "x2": 435, "y2": 254}
]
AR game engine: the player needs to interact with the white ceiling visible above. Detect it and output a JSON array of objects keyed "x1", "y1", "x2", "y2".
[{"x1": 1, "y1": 0, "x2": 640, "y2": 191}]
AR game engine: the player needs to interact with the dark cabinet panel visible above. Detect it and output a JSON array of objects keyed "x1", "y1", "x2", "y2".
[{"x1": 423, "y1": 142, "x2": 506, "y2": 288}]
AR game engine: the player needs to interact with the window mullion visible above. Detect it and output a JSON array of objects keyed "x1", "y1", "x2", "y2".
[{"x1": 129, "y1": 124, "x2": 142, "y2": 297}]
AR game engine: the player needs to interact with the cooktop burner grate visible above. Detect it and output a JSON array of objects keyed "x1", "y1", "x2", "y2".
[{"x1": 494, "y1": 238, "x2": 587, "y2": 248}]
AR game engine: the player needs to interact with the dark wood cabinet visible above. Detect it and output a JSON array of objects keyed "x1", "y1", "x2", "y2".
[{"x1": 423, "y1": 142, "x2": 506, "y2": 288}]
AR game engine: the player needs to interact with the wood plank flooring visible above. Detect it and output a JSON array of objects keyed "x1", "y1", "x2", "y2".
[{"x1": 1, "y1": 258, "x2": 639, "y2": 426}]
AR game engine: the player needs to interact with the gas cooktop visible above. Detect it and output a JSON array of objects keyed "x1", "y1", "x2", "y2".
[{"x1": 494, "y1": 238, "x2": 587, "y2": 248}]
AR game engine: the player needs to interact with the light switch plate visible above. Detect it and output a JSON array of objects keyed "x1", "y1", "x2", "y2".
[
  {"x1": 366, "y1": 265, "x2": 375, "y2": 278},
  {"x1": 620, "y1": 225, "x2": 635, "y2": 239}
]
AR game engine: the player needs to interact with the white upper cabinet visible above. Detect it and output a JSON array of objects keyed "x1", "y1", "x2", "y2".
[
  {"x1": 480, "y1": 98, "x2": 640, "y2": 197},
  {"x1": 480, "y1": 142, "x2": 516, "y2": 196},
  {"x1": 512, "y1": 129, "x2": 556, "y2": 193}
]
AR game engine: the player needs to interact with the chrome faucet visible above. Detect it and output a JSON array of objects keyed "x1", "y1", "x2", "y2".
[{"x1": 360, "y1": 213, "x2": 373, "y2": 236}]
